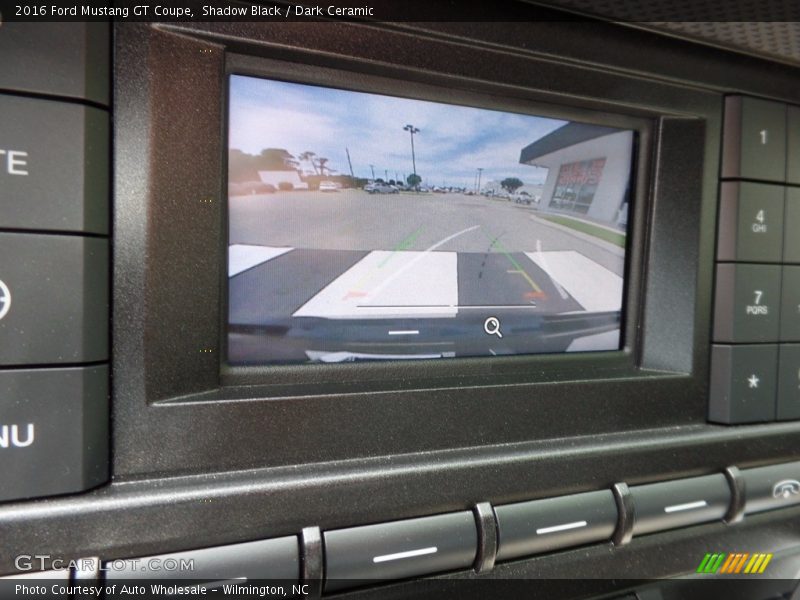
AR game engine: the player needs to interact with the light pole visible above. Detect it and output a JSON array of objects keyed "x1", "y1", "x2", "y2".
[
  {"x1": 403, "y1": 124, "x2": 420, "y2": 184},
  {"x1": 369, "y1": 164, "x2": 375, "y2": 181},
  {"x1": 476, "y1": 168, "x2": 483, "y2": 193}
]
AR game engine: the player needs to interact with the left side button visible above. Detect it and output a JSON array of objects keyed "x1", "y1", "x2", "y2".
[
  {"x1": 0, "y1": 233, "x2": 108, "y2": 365},
  {"x1": 104, "y1": 537, "x2": 299, "y2": 584},
  {"x1": 0, "y1": 93, "x2": 109, "y2": 234},
  {"x1": 0, "y1": 365, "x2": 108, "y2": 502}
]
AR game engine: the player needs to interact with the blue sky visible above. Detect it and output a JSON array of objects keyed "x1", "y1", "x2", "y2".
[{"x1": 229, "y1": 74, "x2": 567, "y2": 188}]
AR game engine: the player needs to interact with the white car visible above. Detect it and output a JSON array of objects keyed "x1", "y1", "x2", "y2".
[
  {"x1": 319, "y1": 181, "x2": 340, "y2": 192},
  {"x1": 512, "y1": 191, "x2": 533, "y2": 205}
]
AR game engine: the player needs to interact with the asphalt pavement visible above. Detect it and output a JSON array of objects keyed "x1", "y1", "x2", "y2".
[{"x1": 228, "y1": 189, "x2": 625, "y2": 276}]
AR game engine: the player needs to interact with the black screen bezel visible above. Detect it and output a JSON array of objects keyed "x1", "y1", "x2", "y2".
[{"x1": 111, "y1": 21, "x2": 718, "y2": 478}]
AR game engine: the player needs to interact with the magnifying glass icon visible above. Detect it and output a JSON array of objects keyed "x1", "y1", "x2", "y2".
[{"x1": 484, "y1": 316, "x2": 503, "y2": 338}]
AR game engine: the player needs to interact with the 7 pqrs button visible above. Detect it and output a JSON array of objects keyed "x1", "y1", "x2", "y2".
[{"x1": 714, "y1": 264, "x2": 781, "y2": 343}]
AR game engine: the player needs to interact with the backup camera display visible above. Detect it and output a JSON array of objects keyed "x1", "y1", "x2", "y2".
[{"x1": 227, "y1": 74, "x2": 633, "y2": 365}]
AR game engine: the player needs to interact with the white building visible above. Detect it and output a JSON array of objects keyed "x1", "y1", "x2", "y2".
[
  {"x1": 258, "y1": 170, "x2": 309, "y2": 190},
  {"x1": 519, "y1": 124, "x2": 633, "y2": 227}
]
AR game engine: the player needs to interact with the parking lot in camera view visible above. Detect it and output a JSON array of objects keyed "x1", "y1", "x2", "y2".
[
  {"x1": 228, "y1": 189, "x2": 625, "y2": 364},
  {"x1": 226, "y1": 73, "x2": 629, "y2": 364}
]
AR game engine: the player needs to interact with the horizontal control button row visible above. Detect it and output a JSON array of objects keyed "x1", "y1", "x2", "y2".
[{"x1": 5, "y1": 462, "x2": 800, "y2": 587}]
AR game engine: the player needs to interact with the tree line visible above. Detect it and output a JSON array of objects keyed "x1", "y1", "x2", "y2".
[{"x1": 229, "y1": 148, "x2": 337, "y2": 183}]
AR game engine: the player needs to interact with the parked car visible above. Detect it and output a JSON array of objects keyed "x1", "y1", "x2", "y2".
[
  {"x1": 365, "y1": 182, "x2": 399, "y2": 194},
  {"x1": 319, "y1": 180, "x2": 340, "y2": 192},
  {"x1": 512, "y1": 191, "x2": 533, "y2": 205}
]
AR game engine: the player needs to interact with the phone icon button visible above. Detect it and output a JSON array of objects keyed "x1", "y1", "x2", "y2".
[{"x1": 772, "y1": 479, "x2": 800, "y2": 500}]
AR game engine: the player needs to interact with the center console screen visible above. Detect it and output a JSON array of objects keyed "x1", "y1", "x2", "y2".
[{"x1": 227, "y1": 74, "x2": 634, "y2": 365}]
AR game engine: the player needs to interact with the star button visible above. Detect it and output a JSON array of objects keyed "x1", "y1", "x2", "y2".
[{"x1": 747, "y1": 374, "x2": 760, "y2": 389}]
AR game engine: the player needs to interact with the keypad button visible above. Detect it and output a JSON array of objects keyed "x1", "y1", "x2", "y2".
[
  {"x1": 722, "y1": 96, "x2": 786, "y2": 182},
  {"x1": 787, "y1": 105, "x2": 800, "y2": 184},
  {"x1": 717, "y1": 182, "x2": 784, "y2": 263},
  {"x1": 777, "y1": 345, "x2": 800, "y2": 421},
  {"x1": 781, "y1": 266, "x2": 800, "y2": 341},
  {"x1": 709, "y1": 344, "x2": 778, "y2": 424},
  {"x1": 713, "y1": 264, "x2": 782, "y2": 343},
  {"x1": 786, "y1": 188, "x2": 800, "y2": 264}
]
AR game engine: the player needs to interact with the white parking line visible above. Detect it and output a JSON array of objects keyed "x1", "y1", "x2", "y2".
[
  {"x1": 229, "y1": 245, "x2": 293, "y2": 276},
  {"x1": 293, "y1": 251, "x2": 458, "y2": 319},
  {"x1": 366, "y1": 226, "x2": 479, "y2": 300},
  {"x1": 534, "y1": 239, "x2": 568, "y2": 300},
  {"x1": 525, "y1": 250, "x2": 622, "y2": 312}
]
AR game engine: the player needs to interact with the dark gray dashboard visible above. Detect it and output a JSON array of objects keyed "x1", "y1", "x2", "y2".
[{"x1": 2, "y1": 6, "x2": 800, "y2": 599}]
